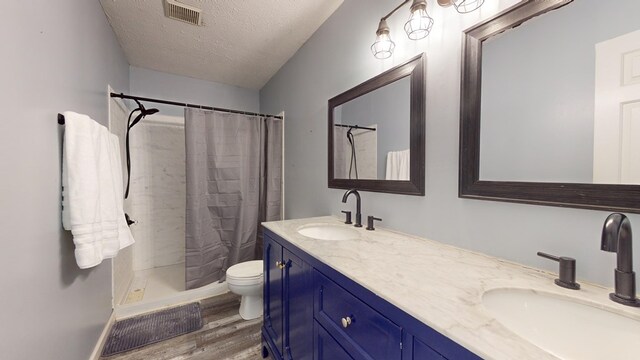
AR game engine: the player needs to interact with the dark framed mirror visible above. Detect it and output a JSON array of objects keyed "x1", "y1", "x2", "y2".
[
  {"x1": 459, "y1": 0, "x2": 640, "y2": 213},
  {"x1": 328, "y1": 53, "x2": 425, "y2": 195}
]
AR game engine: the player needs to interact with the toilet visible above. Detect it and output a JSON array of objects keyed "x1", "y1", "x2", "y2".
[{"x1": 226, "y1": 260, "x2": 264, "y2": 320}]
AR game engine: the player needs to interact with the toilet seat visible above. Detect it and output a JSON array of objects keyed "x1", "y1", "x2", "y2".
[
  {"x1": 227, "y1": 260, "x2": 263, "y2": 283},
  {"x1": 227, "y1": 276, "x2": 262, "y2": 286}
]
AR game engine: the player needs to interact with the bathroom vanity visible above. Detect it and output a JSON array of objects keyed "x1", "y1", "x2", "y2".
[
  {"x1": 261, "y1": 217, "x2": 640, "y2": 360},
  {"x1": 261, "y1": 220, "x2": 478, "y2": 360}
]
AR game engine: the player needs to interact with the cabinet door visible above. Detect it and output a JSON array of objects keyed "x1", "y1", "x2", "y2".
[
  {"x1": 315, "y1": 322, "x2": 354, "y2": 360},
  {"x1": 283, "y1": 249, "x2": 313, "y2": 360},
  {"x1": 264, "y1": 236, "x2": 284, "y2": 358}
]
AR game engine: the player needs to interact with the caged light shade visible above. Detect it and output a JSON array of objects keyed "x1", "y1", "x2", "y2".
[
  {"x1": 452, "y1": 0, "x2": 485, "y2": 14},
  {"x1": 404, "y1": 0, "x2": 434, "y2": 40},
  {"x1": 371, "y1": 19, "x2": 395, "y2": 59},
  {"x1": 372, "y1": 0, "x2": 485, "y2": 59}
]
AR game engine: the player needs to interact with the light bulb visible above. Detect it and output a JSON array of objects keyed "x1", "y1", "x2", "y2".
[
  {"x1": 371, "y1": 19, "x2": 395, "y2": 59},
  {"x1": 404, "y1": 5, "x2": 434, "y2": 40},
  {"x1": 371, "y1": 33, "x2": 395, "y2": 59}
]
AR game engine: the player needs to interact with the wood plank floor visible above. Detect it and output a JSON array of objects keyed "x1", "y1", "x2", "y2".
[{"x1": 102, "y1": 292, "x2": 263, "y2": 360}]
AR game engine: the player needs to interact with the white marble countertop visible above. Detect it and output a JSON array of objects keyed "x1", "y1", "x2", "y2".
[{"x1": 263, "y1": 216, "x2": 640, "y2": 360}]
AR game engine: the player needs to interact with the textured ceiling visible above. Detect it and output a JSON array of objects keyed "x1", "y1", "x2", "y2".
[{"x1": 100, "y1": 0, "x2": 343, "y2": 89}]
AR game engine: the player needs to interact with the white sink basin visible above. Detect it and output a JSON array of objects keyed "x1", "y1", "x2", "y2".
[
  {"x1": 482, "y1": 288, "x2": 640, "y2": 360},
  {"x1": 297, "y1": 224, "x2": 360, "y2": 241}
]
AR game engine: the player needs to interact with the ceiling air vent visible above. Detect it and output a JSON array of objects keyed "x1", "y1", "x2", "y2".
[{"x1": 164, "y1": 0, "x2": 202, "y2": 26}]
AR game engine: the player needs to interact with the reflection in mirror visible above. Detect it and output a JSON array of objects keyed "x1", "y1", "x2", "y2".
[
  {"x1": 333, "y1": 76, "x2": 410, "y2": 180},
  {"x1": 460, "y1": 0, "x2": 640, "y2": 213},
  {"x1": 328, "y1": 53, "x2": 424, "y2": 196},
  {"x1": 480, "y1": 0, "x2": 640, "y2": 184}
]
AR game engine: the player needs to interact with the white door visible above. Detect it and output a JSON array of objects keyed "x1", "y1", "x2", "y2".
[{"x1": 593, "y1": 29, "x2": 640, "y2": 184}]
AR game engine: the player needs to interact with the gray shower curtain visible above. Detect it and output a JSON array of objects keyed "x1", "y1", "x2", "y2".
[{"x1": 184, "y1": 109, "x2": 283, "y2": 290}]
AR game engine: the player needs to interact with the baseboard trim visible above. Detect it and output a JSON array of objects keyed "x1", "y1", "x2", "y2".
[{"x1": 89, "y1": 310, "x2": 115, "y2": 360}]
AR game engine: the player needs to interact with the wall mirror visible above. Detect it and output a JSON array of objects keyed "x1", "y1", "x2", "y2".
[
  {"x1": 460, "y1": 0, "x2": 640, "y2": 212},
  {"x1": 328, "y1": 53, "x2": 425, "y2": 195}
]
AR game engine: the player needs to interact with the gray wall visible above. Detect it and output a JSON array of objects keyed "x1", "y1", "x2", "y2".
[
  {"x1": 480, "y1": 0, "x2": 640, "y2": 182},
  {"x1": 260, "y1": 0, "x2": 639, "y2": 288},
  {"x1": 0, "y1": 1, "x2": 129, "y2": 359},
  {"x1": 130, "y1": 66, "x2": 260, "y2": 117}
]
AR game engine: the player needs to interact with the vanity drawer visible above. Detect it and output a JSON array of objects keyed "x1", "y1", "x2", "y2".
[
  {"x1": 315, "y1": 321, "x2": 354, "y2": 360},
  {"x1": 314, "y1": 270, "x2": 402, "y2": 360}
]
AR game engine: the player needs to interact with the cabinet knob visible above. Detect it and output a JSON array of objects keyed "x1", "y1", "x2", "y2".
[
  {"x1": 275, "y1": 260, "x2": 286, "y2": 270},
  {"x1": 341, "y1": 316, "x2": 352, "y2": 328}
]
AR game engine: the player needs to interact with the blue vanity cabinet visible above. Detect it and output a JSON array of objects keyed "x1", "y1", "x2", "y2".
[
  {"x1": 263, "y1": 234, "x2": 313, "y2": 360},
  {"x1": 262, "y1": 228, "x2": 482, "y2": 360}
]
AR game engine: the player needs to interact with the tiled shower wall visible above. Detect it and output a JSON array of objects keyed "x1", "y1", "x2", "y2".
[
  {"x1": 128, "y1": 115, "x2": 186, "y2": 271},
  {"x1": 334, "y1": 126, "x2": 378, "y2": 179}
]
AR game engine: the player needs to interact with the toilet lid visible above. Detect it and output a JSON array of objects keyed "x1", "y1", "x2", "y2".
[{"x1": 227, "y1": 260, "x2": 263, "y2": 279}]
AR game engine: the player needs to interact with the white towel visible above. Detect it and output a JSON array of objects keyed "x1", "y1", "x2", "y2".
[
  {"x1": 385, "y1": 149, "x2": 411, "y2": 181},
  {"x1": 62, "y1": 111, "x2": 133, "y2": 269}
]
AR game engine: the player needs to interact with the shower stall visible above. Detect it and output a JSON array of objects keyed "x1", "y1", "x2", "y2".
[
  {"x1": 108, "y1": 92, "x2": 283, "y2": 316},
  {"x1": 124, "y1": 112, "x2": 190, "y2": 304}
]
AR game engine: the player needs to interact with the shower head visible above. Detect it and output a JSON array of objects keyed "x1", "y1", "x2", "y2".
[
  {"x1": 129, "y1": 102, "x2": 159, "y2": 129},
  {"x1": 144, "y1": 108, "x2": 159, "y2": 116},
  {"x1": 133, "y1": 99, "x2": 159, "y2": 117}
]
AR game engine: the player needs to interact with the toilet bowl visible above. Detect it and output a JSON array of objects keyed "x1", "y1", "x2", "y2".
[{"x1": 226, "y1": 260, "x2": 263, "y2": 320}]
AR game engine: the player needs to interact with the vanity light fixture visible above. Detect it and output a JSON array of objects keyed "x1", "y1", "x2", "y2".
[{"x1": 372, "y1": 0, "x2": 484, "y2": 58}]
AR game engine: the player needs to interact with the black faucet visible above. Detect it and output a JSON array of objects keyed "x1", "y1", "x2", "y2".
[
  {"x1": 341, "y1": 189, "x2": 362, "y2": 227},
  {"x1": 601, "y1": 213, "x2": 640, "y2": 307}
]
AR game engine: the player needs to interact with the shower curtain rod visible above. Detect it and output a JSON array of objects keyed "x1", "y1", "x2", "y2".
[
  {"x1": 334, "y1": 124, "x2": 377, "y2": 131},
  {"x1": 56, "y1": 93, "x2": 283, "y2": 125},
  {"x1": 110, "y1": 93, "x2": 283, "y2": 119}
]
